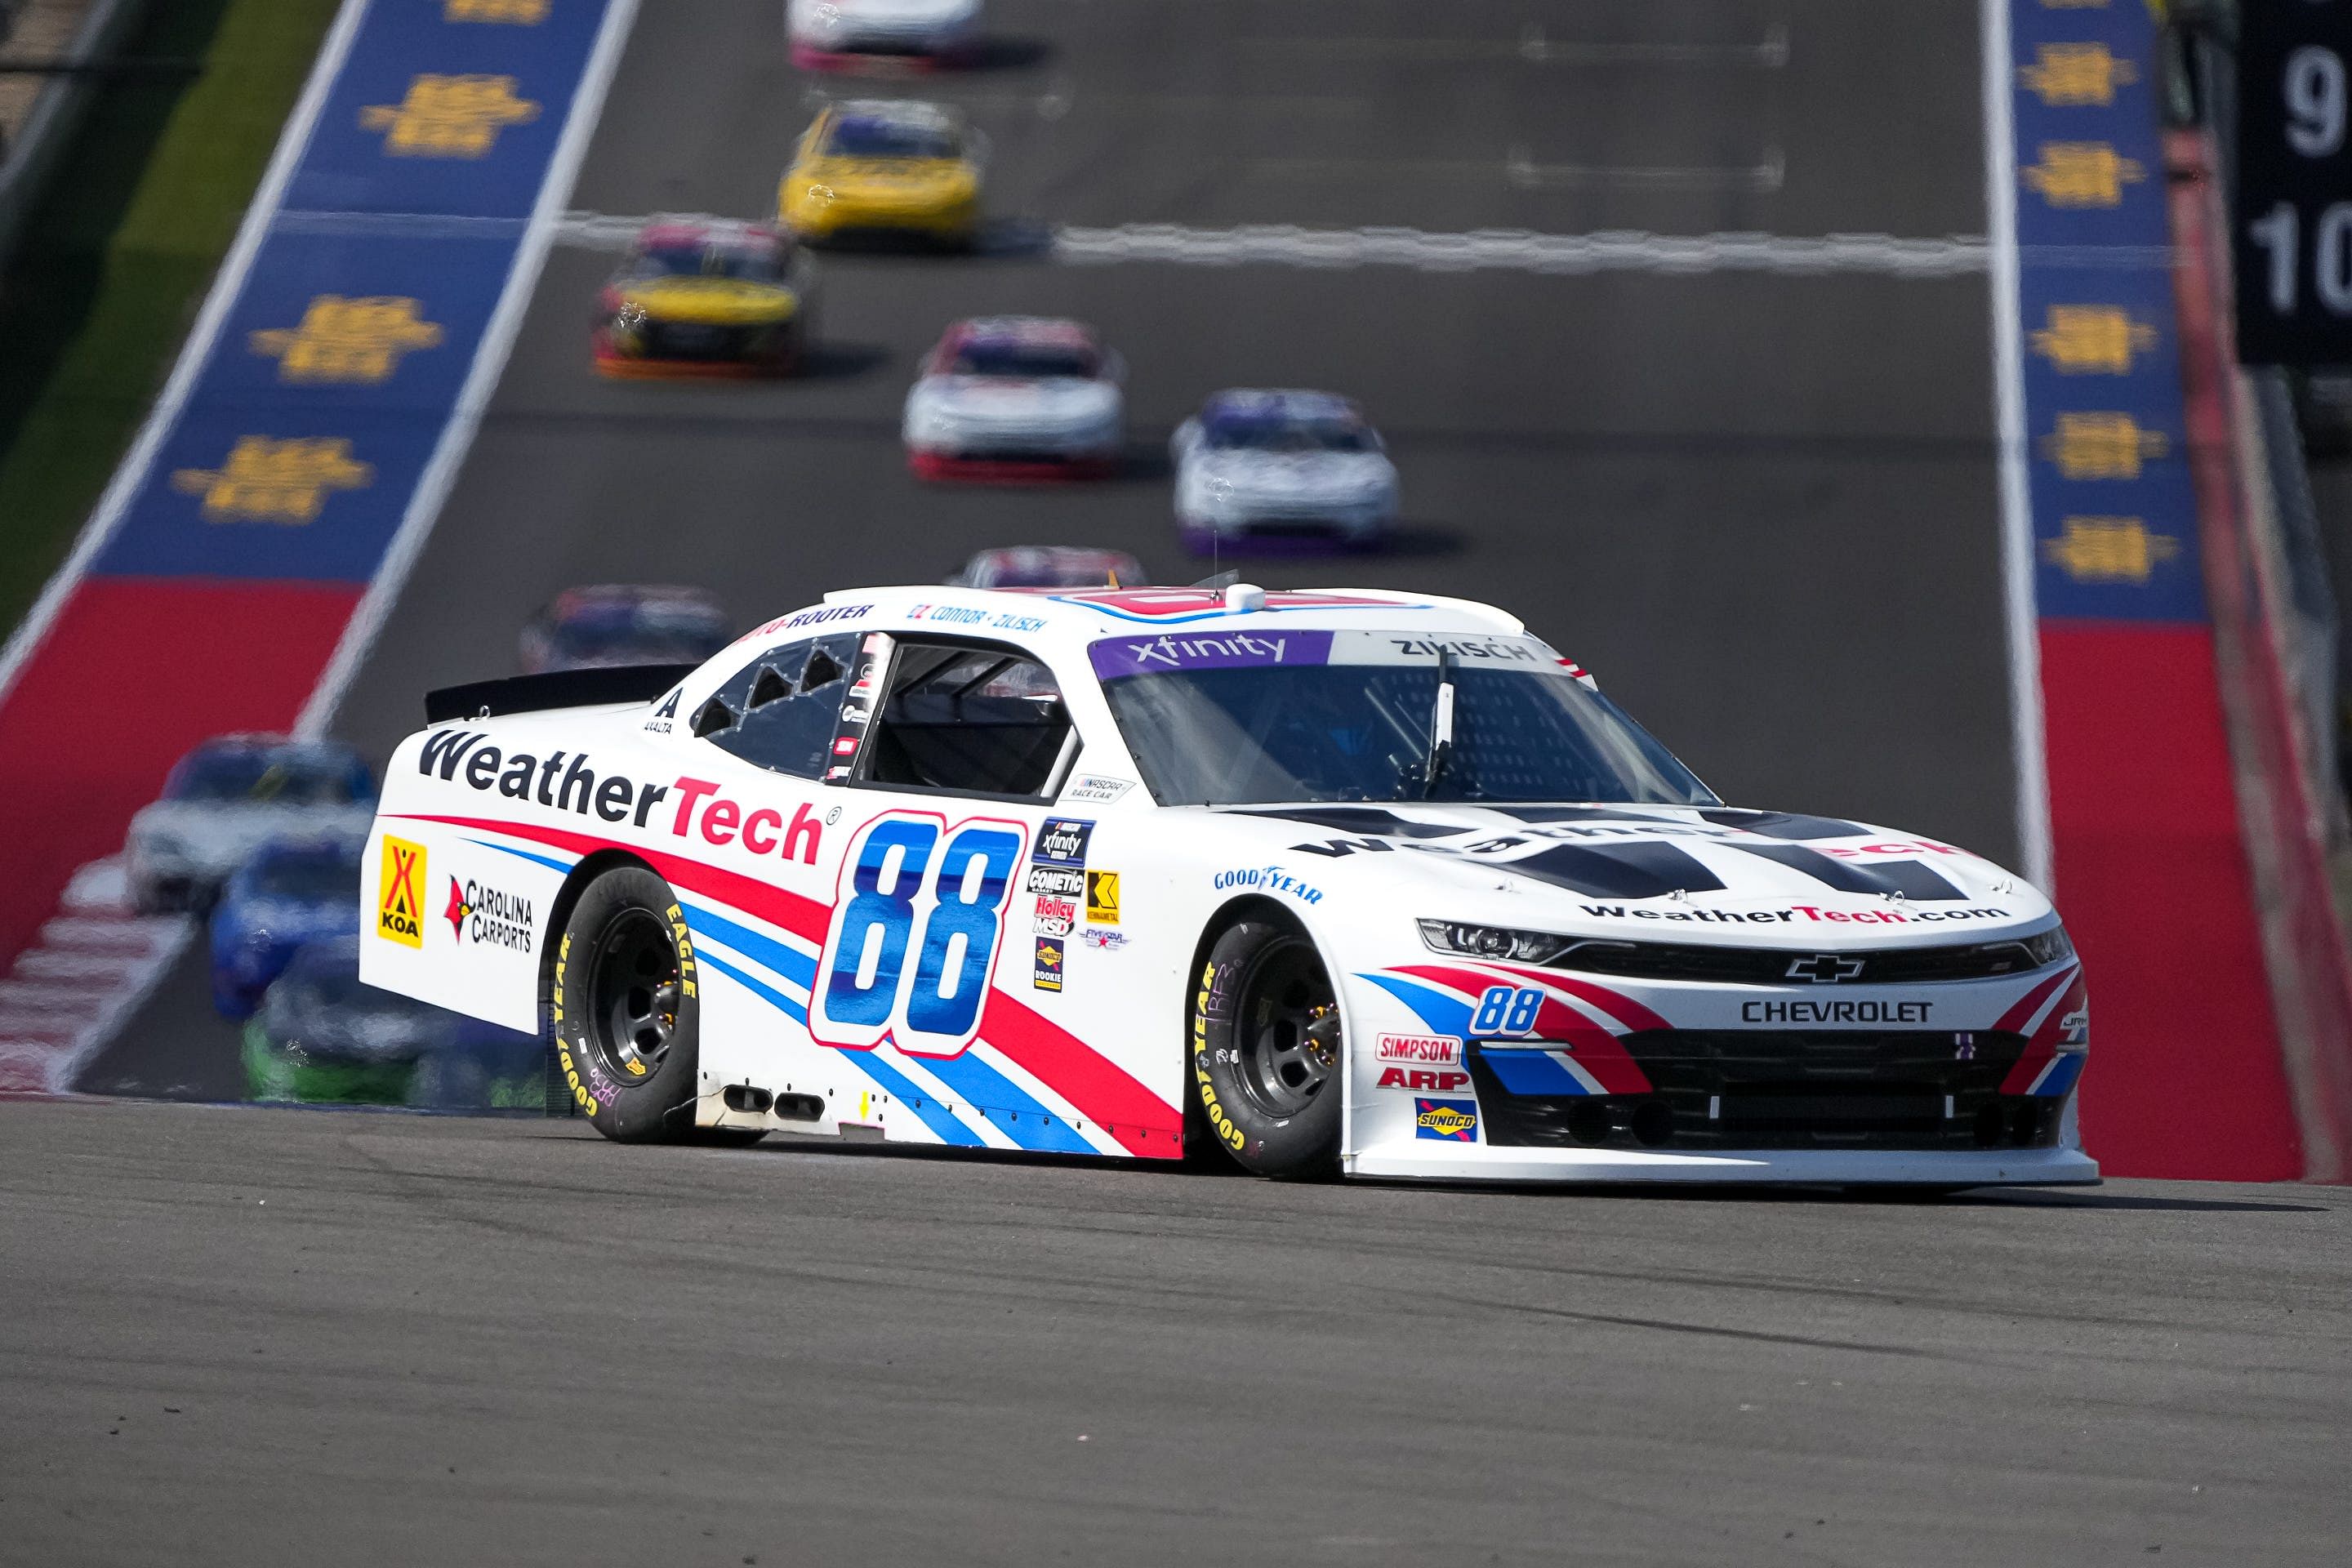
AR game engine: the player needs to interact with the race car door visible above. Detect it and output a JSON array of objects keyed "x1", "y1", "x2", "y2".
[{"x1": 808, "y1": 633, "x2": 1095, "y2": 1146}]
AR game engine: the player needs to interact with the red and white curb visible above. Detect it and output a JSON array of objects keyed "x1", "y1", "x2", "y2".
[{"x1": 0, "y1": 859, "x2": 189, "y2": 1094}]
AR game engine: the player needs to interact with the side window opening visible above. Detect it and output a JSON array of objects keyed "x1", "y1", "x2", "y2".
[
  {"x1": 691, "y1": 696, "x2": 735, "y2": 738},
  {"x1": 700, "y1": 633, "x2": 862, "y2": 779},
  {"x1": 862, "y1": 641, "x2": 1074, "y2": 799}
]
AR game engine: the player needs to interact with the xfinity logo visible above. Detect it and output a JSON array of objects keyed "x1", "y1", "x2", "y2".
[
  {"x1": 1127, "y1": 633, "x2": 1294, "y2": 667},
  {"x1": 1785, "y1": 953, "x2": 1864, "y2": 983}
]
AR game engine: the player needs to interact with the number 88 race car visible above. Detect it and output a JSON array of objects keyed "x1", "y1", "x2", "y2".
[{"x1": 360, "y1": 584, "x2": 2095, "y2": 1188}]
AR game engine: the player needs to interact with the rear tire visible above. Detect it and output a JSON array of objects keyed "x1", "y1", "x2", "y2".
[
  {"x1": 1189, "y1": 918, "x2": 1343, "y2": 1178},
  {"x1": 550, "y1": 866, "x2": 703, "y2": 1143}
]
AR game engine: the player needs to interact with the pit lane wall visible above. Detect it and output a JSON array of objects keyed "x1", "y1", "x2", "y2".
[
  {"x1": 0, "y1": 1, "x2": 626, "y2": 998},
  {"x1": 1994, "y1": 1, "x2": 2318, "y2": 1178}
]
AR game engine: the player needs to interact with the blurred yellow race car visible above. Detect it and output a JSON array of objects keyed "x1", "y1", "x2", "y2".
[
  {"x1": 594, "y1": 219, "x2": 813, "y2": 377},
  {"x1": 779, "y1": 99, "x2": 981, "y2": 248}
]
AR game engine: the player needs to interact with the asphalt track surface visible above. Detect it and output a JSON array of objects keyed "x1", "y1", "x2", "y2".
[
  {"x1": 2, "y1": 1099, "x2": 2346, "y2": 1566},
  {"x1": 87, "y1": 0, "x2": 2013, "y2": 1098}
]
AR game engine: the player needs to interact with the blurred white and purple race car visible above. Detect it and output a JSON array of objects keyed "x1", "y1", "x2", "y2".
[
  {"x1": 903, "y1": 317, "x2": 1125, "y2": 481},
  {"x1": 787, "y1": 0, "x2": 981, "y2": 71},
  {"x1": 1172, "y1": 390, "x2": 1398, "y2": 553}
]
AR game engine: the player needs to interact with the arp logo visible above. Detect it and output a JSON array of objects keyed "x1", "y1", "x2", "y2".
[
  {"x1": 1380, "y1": 1067, "x2": 1471, "y2": 1094},
  {"x1": 377, "y1": 837, "x2": 425, "y2": 948},
  {"x1": 1414, "y1": 1098, "x2": 1477, "y2": 1143}
]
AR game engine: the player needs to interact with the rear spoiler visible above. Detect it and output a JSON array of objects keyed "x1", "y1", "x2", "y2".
[{"x1": 424, "y1": 664, "x2": 695, "y2": 724}]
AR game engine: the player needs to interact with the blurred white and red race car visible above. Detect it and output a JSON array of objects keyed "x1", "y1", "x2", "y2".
[
  {"x1": 902, "y1": 317, "x2": 1124, "y2": 481},
  {"x1": 787, "y1": 0, "x2": 981, "y2": 71},
  {"x1": 362, "y1": 583, "x2": 2094, "y2": 1189}
]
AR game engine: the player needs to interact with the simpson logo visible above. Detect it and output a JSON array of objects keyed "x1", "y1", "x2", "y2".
[
  {"x1": 1375, "y1": 1033, "x2": 1462, "y2": 1067},
  {"x1": 1085, "y1": 870, "x2": 1120, "y2": 924},
  {"x1": 376, "y1": 837, "x2": 425, "y2": 947},
  {"x1": 1379, "y1": 1067, "x2": 1471, "y2": 1093},
  {"x1": 1032, "y1": 893, "x2": 1076, "y2": 937},
  {"x1": 1032, "y1": 937, "x2": 1064, "y2": 992},
  {"x1": 1032, "y1": 817, "x2": 1093, "y2": 868},
  {"x1": 1414, "y1": 1098, "x2": 1478, "y2": 1142}
]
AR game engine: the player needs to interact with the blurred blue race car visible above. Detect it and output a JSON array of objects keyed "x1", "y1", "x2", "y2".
[
  {"x1": 518, "y1": 585, "x2": 733, "y2": 674},
  {"x1": 208, "y1": 834, "x2": 366, "y2": 1019}
]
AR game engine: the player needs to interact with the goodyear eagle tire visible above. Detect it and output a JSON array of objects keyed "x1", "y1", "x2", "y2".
[
  {"x1": 551, "y1": 866, "x2": 711, "y2": 1143},
  {"x1": 1190, "y1": 919, "x2": 1343, "y2": 1178}
]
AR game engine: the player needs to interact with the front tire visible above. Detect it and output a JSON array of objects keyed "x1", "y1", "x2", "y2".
[
  {"x1": 550, "y1": 866, "x2": 705, "y2": 1143},
  {"x1": 1189, "y1": 919, "x2": 1343, "y2": 1178}
]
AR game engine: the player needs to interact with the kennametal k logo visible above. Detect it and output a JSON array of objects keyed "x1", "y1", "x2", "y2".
[{"x1": 1785, "y1": 953, "x2": 1864, "y2": 983}]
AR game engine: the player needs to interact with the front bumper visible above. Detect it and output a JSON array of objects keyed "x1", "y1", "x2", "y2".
[
  {"x1": 1350, "y1": 1142, "x2": 2099, "y2": 1186},
  {"x1": 594, "y1": 318, "x2": 799, "y2": 376}
]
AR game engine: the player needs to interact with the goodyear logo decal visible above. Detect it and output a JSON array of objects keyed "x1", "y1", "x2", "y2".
[
  {"x1": 378, "y1": 836, "x2": 426, "y2": 947},
  {"x1": 1414, "y1": 1098, "x2": 1477, "y2": 1143}
]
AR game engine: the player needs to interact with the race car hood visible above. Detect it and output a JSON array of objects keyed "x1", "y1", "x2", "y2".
[
  {"x1": 832, "y1": 0, "x2": 979, "y2": 22},
  {"x1": 803, "y1": 158, "x2": 975, "y2": 202},
  {"x1": 1196, "y1": 802, "x2": 2055, "y2": 947},
  {"x1": 1191, "y1": 449, "x2": 1395, "y2": 499},
  {"x1": 911, "y1": 375, "x2": 1119, "y2": 428},
  {"x1": 615, "y1": 276, "x2": 798, "y2": 326}
]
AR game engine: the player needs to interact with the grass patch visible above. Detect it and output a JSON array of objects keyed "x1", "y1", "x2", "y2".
[{"x1": 0, "y1": 0, "x2": 340, "y2": 636}]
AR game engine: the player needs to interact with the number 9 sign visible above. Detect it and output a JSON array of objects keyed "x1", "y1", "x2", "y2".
[{"x1": 812, "y1": 811, "x2": 1026, "y2": 1056}]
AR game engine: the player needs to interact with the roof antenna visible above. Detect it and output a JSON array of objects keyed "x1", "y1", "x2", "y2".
[{"x1": 1189, "y1": 568, "x2": 1242, "y2": 590}]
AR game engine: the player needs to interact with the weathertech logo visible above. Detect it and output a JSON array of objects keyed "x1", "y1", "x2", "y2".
[
  {"x1": 377, "y1": 837, "x2": 425, "y2": 947},
  {"x1": 1414, "y1": 1098, "x2": 1477, "y2": 1142}
]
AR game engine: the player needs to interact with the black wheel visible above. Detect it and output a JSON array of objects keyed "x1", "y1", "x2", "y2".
[
  {"x1": 1189, "y1": 919, "x2": 1343, "y2": 1178},
  {"x1": 550, "y1": 866, "x2": 756, "y2": 1143}
]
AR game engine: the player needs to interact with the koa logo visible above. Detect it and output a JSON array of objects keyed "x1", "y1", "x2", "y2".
[{"x1": 377, "y1": 837, "x2": 425, "y2": 947}]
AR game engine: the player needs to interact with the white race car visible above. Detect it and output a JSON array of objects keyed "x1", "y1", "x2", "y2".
[
  {"x1": 129, "y1": 735, "x2": 379, "y2": 913},
  {"x1": 903, "y1": 318, "x2": 1124, "y2": 480},
  {"x1": 1172, "y1": 390, "x2": 1398, "y2": 553},
  {"x1": 787, "y1": 0, "x2": 980, "y2": 71},
  {"x1": 361, "y1": 584, "x2": 2095, "y2": 1188}
]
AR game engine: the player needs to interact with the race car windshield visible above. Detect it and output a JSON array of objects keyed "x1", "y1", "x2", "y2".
[
  {"x1": 949, "y1": 345, "x2": 1097, "y2": 379},
  {"x1": 1094, "y1": 639, "x2": 1715, "y2": 808},
  {"x1": 827, "y1": 119, "x2": 960, "y2": 159},
  {"x1": 1205, "y1": 417, "x2": 1372, "y2": 453},
  {"x1": 171, "y1": 752, "x2": 363, "y2": 804},
  {"x1": 630, "y1": 243, "x2": 783, "y2": 283}
]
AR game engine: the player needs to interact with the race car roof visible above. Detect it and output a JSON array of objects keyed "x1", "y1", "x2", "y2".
[
  {"x1": 634, "y1": 218, "x2": 783, "y2": 253},
  {"x1": 773, "y1": 584, "x2": 1527, "y2": 648},
  {"x1": 1199, "y1": 388, "x2": 1364, "y2": 435},
  {"x1": 947, "y1": 315, "x2": 1098, "y2": 349}
]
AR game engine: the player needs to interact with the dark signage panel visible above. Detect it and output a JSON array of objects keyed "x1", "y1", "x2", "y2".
[{"x1": 2236, "y1": 3, "x2": 2352, "y2": 364}]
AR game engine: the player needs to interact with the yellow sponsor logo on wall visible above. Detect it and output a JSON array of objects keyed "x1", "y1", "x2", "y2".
[
  {"x1": 446, "y1": 0, "x2": 550, "y2": 21},
  {"x1": 2022, "y1": 141, "x2": 2145, "y2": 208},
  {"x1": 2042, "y1": 516, "x2": 2179, "y2": 584},
  {"x1": 379, "y1": 838, "x2": 427, "y2": 947},
  {"x1": 361, "y1": 74, "x2": 541, "y2": 158},
  {"x1": 2030, "y1": 305, "x2": 2157, "y2": 375},
  {"x1": 170, "y1": 436, "x2": 374, "y2": 523},
  {"x1": 2041, "y1": 412, "x2": 2167, "y2": 480},
  {"x1": 251, "y1": 296, "x2": 444, "y2": 384},
  {"x1": 2018, "y1": 42, "x2": 2136, "y2": 107}
]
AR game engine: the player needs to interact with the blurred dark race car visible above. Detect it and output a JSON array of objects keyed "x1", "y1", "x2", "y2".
[
  {"x1": 593, "y1": 219, "x2": 815, "y2": 377},
  {"x1": 208, "y1": 833, "x2": 366, "y2": 1018},
  {"x1": 243, "y1": 936, "x2": 544, "y2": 1109},
  {"x1": 945, "y1": 545, "x2": 1147, "y2": 589},
  {"x1": 902, "y1": 317, "x2": 1125, "y2": 480},
  {"x1": 519, "y1": 585, "x2": 733, "y2": 674},
  {"x1": 125, "y1": 736, "x2": 377, "y2": 914}
]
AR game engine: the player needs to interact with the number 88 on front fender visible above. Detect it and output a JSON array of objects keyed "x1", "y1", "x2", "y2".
[{"x1": 812, "y1": 812, "x2": 1026, "y2": 1057}]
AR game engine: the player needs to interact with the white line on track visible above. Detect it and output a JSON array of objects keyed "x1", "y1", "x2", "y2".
[
  {"x1": 1505, "y1": 145, "x2": 1784, "y2": 193},
  {"x1": 1242, "y1": 24, "x2": 1791, "y2": 68},
  {"x1": 555, "y1": 212, "x2": 1993, "y2": 276},
  {"x1": 296, "y1": 0, "x2": 643, "y2": 737},
  {"x1": 1978, "y1": 0, "x2": 2053, "y2": 894}
]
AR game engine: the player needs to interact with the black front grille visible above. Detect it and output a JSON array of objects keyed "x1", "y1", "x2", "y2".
[
  {"x1": 1470, "y1": 1029, "x2": 2064, "y2": 1152},
  {"x1": 1545, "y1": 938, "x2": 2056, "y2": 987}
]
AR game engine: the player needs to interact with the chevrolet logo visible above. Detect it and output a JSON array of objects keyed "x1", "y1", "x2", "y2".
[{"x1": 1785, "y1": 953, "x2": 1864, "y2": 983}]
